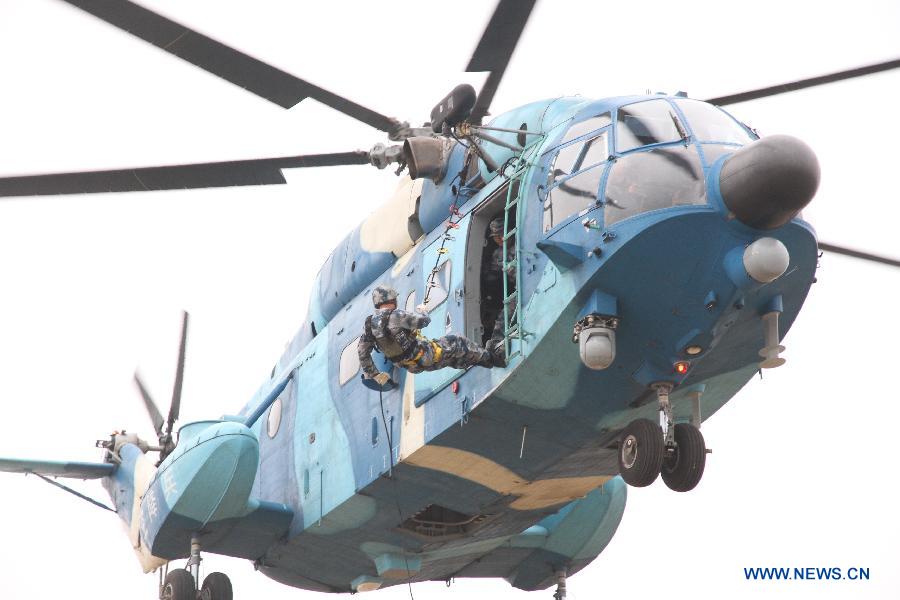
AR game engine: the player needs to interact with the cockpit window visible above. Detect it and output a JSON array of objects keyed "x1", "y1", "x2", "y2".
[
  {"x1": 604, "y1": 145, "x2": 705, "y2": 225},
  {"x1": 580, "y1": 132, "x2": 610, "y2": 169},
  {"x1": 543, "y1": 131, "x2": 609, "y2": 231},
  {"x1": 558, "y1": 112, "x2": 611, "y2": 146},
  {"x1": 552, "y1": 130, "x2": 609, "y2": 177},
  {"x1": 673, "y1": 99, "x2": 753, "y2": 145},
  {"x1": 616, "y1": 99, "x2": 682, "y2": 152}
]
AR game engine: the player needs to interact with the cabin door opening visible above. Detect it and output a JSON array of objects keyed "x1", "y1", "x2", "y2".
[{"x1": 464, "y1": 182, "x2": 517, "y2": 346}]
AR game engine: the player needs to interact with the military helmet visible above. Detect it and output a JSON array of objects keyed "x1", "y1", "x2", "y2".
[
  {"x1": 372, "y1": 285, "x2": 398, "y2": 307},
  {"x1": 489, "y1": 217, "x2": 504, "y2": 236}
]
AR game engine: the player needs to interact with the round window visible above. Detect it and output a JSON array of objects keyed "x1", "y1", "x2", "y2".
[{"x1": 267, "y1": 398, "x2": 283, "y2": 438}]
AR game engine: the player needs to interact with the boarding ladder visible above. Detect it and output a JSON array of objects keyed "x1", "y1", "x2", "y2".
[{"x1": 499, "y1": 136, "x2": 544, "y2": 362}]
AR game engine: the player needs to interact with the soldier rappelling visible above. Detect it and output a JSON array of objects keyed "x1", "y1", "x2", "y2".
[{"x1": 359, "y1": 285, "x2": 505, "y2": 386}]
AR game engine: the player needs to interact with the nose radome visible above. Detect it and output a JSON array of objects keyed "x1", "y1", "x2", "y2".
[{"x1": 719, "y1": 134, "x2": 820, "y2": 230}]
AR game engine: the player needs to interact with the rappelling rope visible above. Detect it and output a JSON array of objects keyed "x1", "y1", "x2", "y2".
[
  {"x1": 421, "y1": 144, "x2": 474, "y2": 307},
  {"x1": 378, "y1": 386, "x2": 416, "y2": 600},
  {"x1": 420, "y1": 131, "x2": 540, "y2": 310}
]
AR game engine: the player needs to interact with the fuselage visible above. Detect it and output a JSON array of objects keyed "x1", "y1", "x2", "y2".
[{"x1": 223, "y1": 94, "x2": 818, "y2": 592}]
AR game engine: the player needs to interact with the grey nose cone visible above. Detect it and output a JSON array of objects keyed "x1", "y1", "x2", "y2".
[{"x1": 719, "y1": 134, "x2": 820, "y2": 230}]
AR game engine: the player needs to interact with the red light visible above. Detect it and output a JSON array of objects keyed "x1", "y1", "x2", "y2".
[
  {"x1": 451, "y1": 381, "x2": 460, "y2": 394},
  {"x1": 674, "y1": 361, "x2": 690, "y2": 375}
]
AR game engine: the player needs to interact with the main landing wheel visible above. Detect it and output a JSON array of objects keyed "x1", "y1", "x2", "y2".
[
  {"x1": 160, "y1": 569, "x2": 194, "y2": 600},
  {"x1": 200, "y1": 572, "x2": 233, "y2": 600},
  {"x1": 661, "y1": 423, "x2": 706, "y2": 492},
  {"x1": 618, "y1": 418, "x2": 664, "y2": 487}
]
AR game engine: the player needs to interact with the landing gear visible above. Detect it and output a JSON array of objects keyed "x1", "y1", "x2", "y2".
[
  {"x1": 618, "y1": 418, "x2": 664, "y2": 487},
  {"x1": 160, "y1": 569, "x2": 194, "y2": 600},
  {"x1": 200, "y1": 573, "x2": 233, "y2": 600},
  {"x1": 619, "y1": 383, "x2": 707, "y2": 491},
  {"x1": 661, "y1": 423, "x2": 706, "y2": 492},
  {"x1": 159, "y1": 535, "x2": 232, "y2": 600}
]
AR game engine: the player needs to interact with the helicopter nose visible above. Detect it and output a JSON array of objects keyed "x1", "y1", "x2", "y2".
[{"x1": 718, "y1": 134, "x2": 820, "y2": 230}]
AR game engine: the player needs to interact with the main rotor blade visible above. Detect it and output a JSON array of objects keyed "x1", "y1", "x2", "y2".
[
  {"x1": 166, "y1": 311, "x2": 189, "y2": 438},
  {"x1": 466, "y1": 0, "x2": 538, "y2": 123},
  {"x1": 134, "y1": 372, "x2": 165, "y2": 437},
  {"x1": 59, "y1": 0, "x2": 401, "y2": 134},
  {"x1": 706, "y1": 57, "x2": 900, "y2": 106},
  {"x1": 0, "y1": 152, "x2": 369, "y2": 197},
  {"x1": 819, "y1": 242, "x2": 900, "y2": 269}
]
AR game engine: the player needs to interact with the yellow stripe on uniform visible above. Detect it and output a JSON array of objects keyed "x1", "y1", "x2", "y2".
[
  {"x1": 399, "y1": 347, "x2": 425, "y2": 368},
  {"x1": 431, "y1": 341, "x2": 443, "y2": 363}
]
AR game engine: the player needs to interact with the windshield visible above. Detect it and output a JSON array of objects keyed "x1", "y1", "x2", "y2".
[
  {"x1": 604, "y1": 145, "x2": 706, "y2": 225},
  {"x1": 674, "y1": 99, "x2": 753, "y2": 144},
  {"x1": 616, "y1": 99, "x2": 682, "y2": 152}
]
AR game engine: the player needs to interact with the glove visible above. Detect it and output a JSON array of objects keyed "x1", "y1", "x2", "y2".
[
  {"x1": 415, "y1": 303, "x2": 429, "y2": 314},
  {"x1": 374, "y1": 372, "x2": 390, "y2": 386}
]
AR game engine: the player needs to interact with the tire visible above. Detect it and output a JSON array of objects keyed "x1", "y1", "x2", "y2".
[
  {"x1": 160, "y1": 569, "x2": 195, "y2": 600},
  {"x1": 618, "y1": 418, "x2": 664, "y2": 487},
  {"x1": 661, "y1": 423, "x2": 706, "y2": 492},
  {"x1": 201, "y1": 572, "x2": 233, "y2": 600}
]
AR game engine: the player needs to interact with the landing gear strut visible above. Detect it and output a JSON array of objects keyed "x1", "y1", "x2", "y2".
[
  {"x1": 552, "y1": 568, "x2": 567, "y2": 600},
  {"x1": 188, "y1": 535, "x2": 202, "y2": 590},
  {"x1": 618, "y1": 383, "x2": 707, "y2": 492},
  {"x1": 654, "y1": 383, "x2": 706, "y2": 492}
]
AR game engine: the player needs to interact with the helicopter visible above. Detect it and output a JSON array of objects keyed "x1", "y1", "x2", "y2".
[{"x1": 1, "y1": 1, "x2": 900, "y2": 600}]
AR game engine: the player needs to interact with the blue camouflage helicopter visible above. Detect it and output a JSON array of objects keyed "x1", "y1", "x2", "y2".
[{"x1": 2, "y1": 2, "x2": 900, "y2": 600}]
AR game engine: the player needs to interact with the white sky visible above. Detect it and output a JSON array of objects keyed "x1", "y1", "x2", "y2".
[{"x1": 0, "y1": 1, "x2": 898, "y2": 599}]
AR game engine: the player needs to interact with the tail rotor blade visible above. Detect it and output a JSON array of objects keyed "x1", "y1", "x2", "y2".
[
  {"x1": 818, "y1": 242, "x2": 900, "y2": 269},
  {"x1": 166, "y1": 311, "x2": 189, "y2": 438},
  {"x1": 134, "y1": 372, "x2": 165, "y2": 438}
]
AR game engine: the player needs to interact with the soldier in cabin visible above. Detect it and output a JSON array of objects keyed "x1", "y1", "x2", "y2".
[
  {"x1": 483, "y1": 216, "x2": 517, "y2": 339},
  {"x1": 487, "y1": 216, "x2": 517, "y2": 288},
  {"x1": 359, "y1": 285, "x2": 505, "y2": 386}
]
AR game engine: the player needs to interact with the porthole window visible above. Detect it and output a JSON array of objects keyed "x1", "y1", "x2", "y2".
[
  {"x1": 267, "y1": 398, "x2": 283, "y2": 438},
  {"x1": 339, "y1": 337, "x2": 362, "y2": 385}
]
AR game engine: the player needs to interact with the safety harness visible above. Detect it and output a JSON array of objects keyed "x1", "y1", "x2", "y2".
[{"x1": 365, "y1": 309, "x2": 443, "y2": 369}]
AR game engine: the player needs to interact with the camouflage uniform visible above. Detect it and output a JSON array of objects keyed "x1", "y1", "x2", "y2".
[
  {"x1": 490, "y1": 243, "x2": 517, "y2": 286},
  {"x1": 359, "y1": 298, "x2": 497, "y2": 377},
  {"x1": 485, "y1": 217, "x2": 517, "y2": 287},
  {"x1": 484, "y1": 218, "x2": 517, "y2": 338}
]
